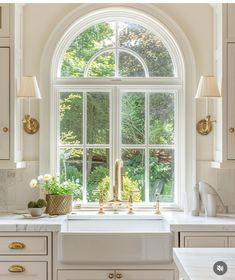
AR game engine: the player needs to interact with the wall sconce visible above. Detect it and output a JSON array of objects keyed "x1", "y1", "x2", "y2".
[
  {"x1": 195, "y1": 75, "x2": 221, "y2": 135},
  {"x1": 17, "y1": 76, "x2": 41, "y2": 134}
]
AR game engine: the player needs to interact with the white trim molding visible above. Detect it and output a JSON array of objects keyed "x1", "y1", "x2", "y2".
[{"x1": 40, "y1": 3, "x2": 196, "y2": 209}]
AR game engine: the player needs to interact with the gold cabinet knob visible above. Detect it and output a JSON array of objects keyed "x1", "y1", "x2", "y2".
[
  {"x1": 8, "y1": 265, "x2": 25, "y2": 273},
  {"x1": 229, "y1": 128, "x2": 235, "y2": 133},
  {"x1": 2, "y1": 127, "x2": 8, "y2": 133},
  {"x1": 8, "y1": 242, "x2": 25, "y2": 249},
  {"x1": 116, "y1": 273, "x2": 123, "y2": 279},
  {"x1": 108, "y1": 273, "x2": 114, "y2": 279}
]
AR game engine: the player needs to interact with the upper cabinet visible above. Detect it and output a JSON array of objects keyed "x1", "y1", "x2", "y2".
[
  {"x1": 227, "y1": 4, "x2": 235, "y2": 42},
  {"x1": 0, "y1": 4, "x2": 25, "y2": 168},
  {"x1": 0, "y1": 47, "x2": 10, "y2": 159},
  {"x1": 212, "y1": 4, "x2": 235, "y2": 168},
  {"x1": 0, "y1": 4, "x2": 10, "y2": 37}
]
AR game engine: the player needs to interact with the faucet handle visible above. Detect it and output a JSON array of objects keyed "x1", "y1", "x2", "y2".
[
  {"x1": 155, "y1": 192, "x2": 161, "y2": 214},
  {"x1": 127, "y1": 190, "x2": 139, "y2": 214}
]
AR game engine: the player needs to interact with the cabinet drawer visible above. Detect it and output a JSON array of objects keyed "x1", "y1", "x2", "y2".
[
  {"x1": 184, "y1": 236, "x2": 227, "y2": 248},
  {"x1": 0, "y1": 236, "x2": 47, "y2": 255},
  {"x1": 0, "y1": 262, "x2": 47, "y2": 280}
]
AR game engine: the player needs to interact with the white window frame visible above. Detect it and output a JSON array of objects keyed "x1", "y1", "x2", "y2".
[
  {"x1": 55, "y1": 85, "x2": 180, "y2": 206},
  {"x1": 39, "y1": 5, "x2": 195, "y2": 210}
]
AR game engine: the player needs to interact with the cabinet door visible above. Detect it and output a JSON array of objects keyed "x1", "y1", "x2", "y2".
[
  {"x1": 116, "y1": 270, "x2": 174, "y2": 280},
  {"x1": 0, "y1": 47, "x2": 10, "y2": 159},
  {"x1": 184, "y1": 236, "x2": 227, "y2": 248},
  {"x1": 0, "y1": 4, "x2": 10, "y2": 37},
  {"x1": 0, "y1": 262, "x2": 47, "y2": 280},
  {"x1": 228, "y1": 4, "x2": 235, "y2": 42},
  {"x1": 227, "y1": 43, "x2": 235, "y2": 159},
  {"x1": 58, "y1": 270, "x2": 112, "y2": 280}
]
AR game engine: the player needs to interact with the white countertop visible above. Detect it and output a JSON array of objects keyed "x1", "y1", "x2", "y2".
[
  {"x1": 0, "y1": 211, "x2": 235, "y2": 232},
  {"x1": 0, "y1": 214, "x2": 67, "y2": 232},
  {"x1": 162, "y1": 211, "x2": 235, "y2": 232},
  {"x1": 173, "y1": 248, "x2": 235, "y2": 280}
]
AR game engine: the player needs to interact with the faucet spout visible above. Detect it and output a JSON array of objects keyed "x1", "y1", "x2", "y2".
[{"x1": 114, "y1": 159, "x2": 123, "y2": 201}]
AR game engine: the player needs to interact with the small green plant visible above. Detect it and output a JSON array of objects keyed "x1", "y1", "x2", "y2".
[{"x1": 27, "y1": 199, "x2": 47, "y2": 208}]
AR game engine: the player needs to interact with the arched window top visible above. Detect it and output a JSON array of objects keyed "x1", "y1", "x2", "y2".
[{"x1": 56, "y1": 8, "x2": 182, "y2": 79}]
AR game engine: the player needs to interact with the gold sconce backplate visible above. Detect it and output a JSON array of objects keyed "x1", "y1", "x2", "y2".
[
  {"x1": 23, "y1": 115, "x2": 39, "y2": 134},
  {"x1": 196, "y1": 115, "x2": 213, "y2": 136}
]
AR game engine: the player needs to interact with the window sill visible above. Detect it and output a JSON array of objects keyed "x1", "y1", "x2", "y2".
[{"x1": 72, "y1": 202, "x2": 181, "y2": 212}]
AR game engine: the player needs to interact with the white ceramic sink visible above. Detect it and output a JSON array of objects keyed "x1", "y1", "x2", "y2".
[{"x1": 58, "y1": 217, "x2": 173, "y2": 265}]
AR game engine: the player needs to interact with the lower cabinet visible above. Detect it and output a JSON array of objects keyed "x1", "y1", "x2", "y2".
[
  {"x1": 180, "y1": 232, "x2": 235, "y2": 248},
  {"x1": 58, "y1": 270, "x2": 174, "y2": 280},
  {"x1": 0, "y1": 262, "x2": 47, "y2": 280}
]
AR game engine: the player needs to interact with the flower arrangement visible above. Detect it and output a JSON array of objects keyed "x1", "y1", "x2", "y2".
[{"x1": 29, "y1": 174, "x2": 78, "y2": 196}]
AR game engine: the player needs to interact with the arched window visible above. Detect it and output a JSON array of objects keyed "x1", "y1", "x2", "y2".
[
  {"x1": 51, "y1": 8, "x2": 185, "y2": 205},
  {"x1": 59, "y1": 21, "x2": 176, "y2": 78}
]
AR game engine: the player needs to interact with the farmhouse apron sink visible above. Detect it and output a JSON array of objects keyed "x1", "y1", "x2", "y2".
[{"x1": 58, "y1": 217, "x2": 173, "y2": 265}]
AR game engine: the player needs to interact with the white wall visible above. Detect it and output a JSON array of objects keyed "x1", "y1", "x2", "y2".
[{"x1": 2, "y1": 3, "x2": 234, "y2": 211}]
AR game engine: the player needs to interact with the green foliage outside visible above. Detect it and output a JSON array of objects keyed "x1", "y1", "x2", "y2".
[{"x1": 59, "y1": 20, "x2": 175, "y2": 203}]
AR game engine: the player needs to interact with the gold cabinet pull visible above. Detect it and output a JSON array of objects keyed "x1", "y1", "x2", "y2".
[
  {"x1": 2, "y1": 127, "x2": 8, "y2": 133},
  {"x1": 8, "y1": 265, "x2": 25, "y2": 273},
  {"x1": 229, "y1": 127, "x2": 235, "y2": 133},
  {"x1": 116, "y1": 273, "x2": 123, "y2": 279},
  {"x1": 8, "y1": 242, "x2": 25, "y2": 249},
  {"x1": 108, "y1": 273, "x2": 114, "y2": 279}
]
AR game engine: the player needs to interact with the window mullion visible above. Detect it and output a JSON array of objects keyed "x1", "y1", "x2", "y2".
[
  {"x1": 145, "y1": 91, "x2": 149, "y2": 203},
  {"x1": 83, "y1": 91, "x2": 87, "y2": 203},
  {"x1": 115, "y1": 21, "x2": 119, "y2": 77}
]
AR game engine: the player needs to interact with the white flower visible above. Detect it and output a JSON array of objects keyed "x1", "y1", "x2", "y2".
[
  {"x1": 43, "y1": 174, "x2": 52, "y2": 182},
  {"x1": 29, "y1": 179, "x2": 38, "y2": 189},
  {"x1": 37, "y1": 175, "x2": 44, "y2": 183}
]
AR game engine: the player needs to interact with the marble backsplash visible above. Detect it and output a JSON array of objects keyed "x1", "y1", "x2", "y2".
[
  {"x1": 0, "y1": 161, "x2": 39, "y2": 212},
  {"x1": 0, "y1": 160, "x2": 235, "y2": 213}
]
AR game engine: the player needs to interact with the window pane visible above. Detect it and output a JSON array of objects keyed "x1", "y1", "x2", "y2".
[
  {"x1": 60, "y1": 92, "x2": 83, "y2": 144},
  {"x1": 119, "y1": 51, "x2": 145, "y2": 77},
  {"x1": 149, "y1": 149, "x2": 174, "y2": 202},
  {"x1": 60, "y1": 148, "x2": 83, "y2": 201},
  {"x1": 119, "y1": 22, "x2": 175, "y2": 77},
  {"x1": 149, "y1": 92, "x2": 175, "y2": 144},
  {"x1": 122, "y1": 149, "x2": 145, "y2": 201},
  {"x1": 88, "y1": 51, "x2": 115, "y2": 77},
  {"x1": 60, "y1": 22, "x2": 115, "y2": 77},
  {"x1": 87, "y1": 92, "x2": 109, "y2": 144},
  {"x1": 87, "y1": 148, "x2": 109, "y2": 202},
  {"x1": 121, "y1": 92, "x2": 145, "y2": 144}
]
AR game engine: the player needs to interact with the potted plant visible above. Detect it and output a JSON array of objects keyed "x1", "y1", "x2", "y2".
[
  {"x1": 27, "y1": 199, "x2": 47, "y2": 217},
  {"x1": 29, "y1": 174, "x2": 76, "y2": 215}
]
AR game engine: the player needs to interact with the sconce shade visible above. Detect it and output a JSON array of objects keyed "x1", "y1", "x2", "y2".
[
  {"x1": 195, "y1": 75, "x2": 221, "y2": 98},
  {"x1": 17, "y1": 76, "x2": 41, "y2": 99}
]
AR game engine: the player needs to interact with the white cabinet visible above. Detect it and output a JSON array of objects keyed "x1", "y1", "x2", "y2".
[
  {"x1": 227, "y1": 43, "x2": 235, "y2": 159},
  {"x1": 0, "y1": 4, "x2": 10, "y2": 37},
  {"x1": 0, "y1": 262, "x2": 47, "y2": 280},
  {"x1": 0, "y1": 232, "x2": 52, "y2": 280},
  {"x1": 227, "y1": 4, "x2": 235, "y2": 42},
  {"x1": 180, "y1": 232, "x2": 235, "y2": 248},
  {"x1": 0, "y1": 4, "x2": 25, "y2": 168},
  {"x1": 58, "y1": 270, "x2": 174, "y2": 280},
  {"x1": 213, "y1": 4, "x2": 235, "y2": 165},
  {"x1": 184, "y1": 236, "x2": 227, "y2": 248},
  {"x1": 0, "y1": 47, "x2": 10, "y2": 159}
]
